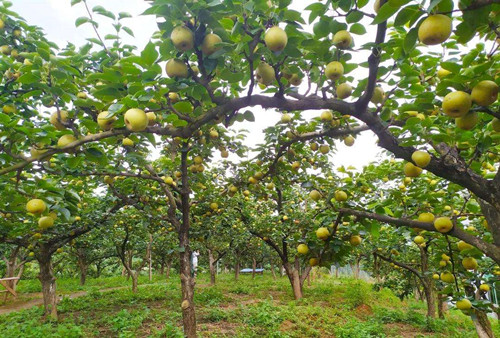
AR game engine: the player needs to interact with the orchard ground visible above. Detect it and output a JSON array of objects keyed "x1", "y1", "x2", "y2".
[{"x1": 0, "y1": 272, "x2": 496, "y2": 337}]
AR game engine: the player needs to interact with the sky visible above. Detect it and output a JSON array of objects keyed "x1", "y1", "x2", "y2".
[{"x1": 12, "y1": 0, "x2": 383, "y2": 169}]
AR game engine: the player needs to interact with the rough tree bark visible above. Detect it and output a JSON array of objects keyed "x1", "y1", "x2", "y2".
[
  {"x1": 270, "y1": 260, "x2": 277, "y2": 280},
  {"x1": 472, "y1": 310, "x2": 494, "y2": 338},
  {"x1": 37, "y1": 250, "x2": 57, "y2": 320},
  {"x1": 178, "y1": 148, "x2": 196, "y2": 338},
  {"x1": 208, "y1": 249, "x2": 216, "y2": 285},
  {"x1": 234, "y1": 258, "x2": 240, "y2": 281}
]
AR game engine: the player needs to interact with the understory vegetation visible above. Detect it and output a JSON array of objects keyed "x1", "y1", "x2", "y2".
[{"x1": 1, "y1": 273, "x2": 495, "y2": 337}]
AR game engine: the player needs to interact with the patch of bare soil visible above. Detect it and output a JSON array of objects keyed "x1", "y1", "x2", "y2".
[
  {"x1": 355, "y1": 304, "x2": 373, "y2": 318},
  {"x1": 384, "y1": 323, "x2": 429, "y2": 337},
  {"x1": 279, "y1": 319, "x2": 295, "y2": 332},
  {"x1": 199, "y1": 321, "x2": 240, "y2": 336}
]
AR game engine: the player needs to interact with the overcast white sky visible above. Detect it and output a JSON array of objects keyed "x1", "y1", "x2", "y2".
[{"x1": 13, "y1": 0, "x2": 383, "y2": 168}]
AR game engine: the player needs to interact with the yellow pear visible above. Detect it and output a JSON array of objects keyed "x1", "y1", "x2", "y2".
[
  {"x1": 281, "y1": 113, "x2": 292, "y2": 123},
  {"x1": 124, "y1": 108, "x2": 148, "y2": 132},
  {"x1": 122, "y1": 138, "x2": 134, "y2": 147},
  {"x1": 316, "y1": 227, "x2": 330, "y2": 240},
  {"x1": 492, "y1": 118, "x2": 500, "y2": 132},
  {"x1": 411, "y1": 150, "x2": 431, "y2": 168},
  {"x1": 146, "y1": 112, "x2": 157, "y2": 126},
  {"x1": 414, "y1": 236, "x2": 425, "y2": 244},
  {"x1": 256, "y1": 62, "x2": 275, "y2": 85},
  {"x1": 265, "y1": 26, "x2": 288, "y2": 52},
  {"x1": 319, "y1": 145, "x2": 330, "y2": 154},
  {"x1": 371, "y1": 87, "x2": 385, "y2": 104},
  {"x1": 349, "y1": 235, "x2": 362, "y2": 246},
  {"x1": 166, "y1": 59, "x2": 188, "y2": 78},
  {"x1": 455, "y1": 111, "x2": 478, "y2": 130},
  {"x1": 437, "y1": 67, "x2": 451, "y2": 78},
  {"x1": 297, "y1": 244, "x2": 309, "y2": 255},
  {"x1": 440, "y1": 271, "x2": 455, "y2": 283},
  {"x1": 418, "y1": 15, "x2": 452, "y2": 45},
  {"x1": 344, "y1": 136, "x2": 354, "y2": 147},
  {"x1": 479, "y1": 284, "x2": 490, "y2": 292},
  {"x1": 2, "y1": 104, "x2": 16, "y2": 114},
  {"x1": 57, "y1": 134, "x2": 77, "y2": 148},
  {"x1": 333, "y1": 30, "x2": 352, "y2": 49},
  {"x1": 26, "y1": 199, "x2": 46, "y2": 214},
  {"x1": 320, "y1": 110, "x2": 333, "y2": 121},
  {"x1": 309, "y1": 190, "x2": 322, "y2": 201},
  {"x1": 471, "y1": 80, "x2": 498, "y2": 106},
  {"x1": 171, "y1": 26, "x2": 194, "y2": 51},
  {"x1": 336, "y1": 83, "x2": 352, "y2": 99},
  {"x1": 325, "y1": 61, "x2": 344, "y2": 81},
  {"x1": 404, "y1": 162, "x2": 422, "y2": 177},
  {"x1": 434, "y1": 217, "x2": 453, "y2": 233},
  {"x1": 309, "y1": 258, "x2": 319, "y2": 266},
  {"x1": 457, "y1": 241, "x2": 473, "y2": 251},
  {"x1": 38, "y1": 216, "x2": 54, "y2": 229},
  {"x1": 456, "y1": 299, "x2": 472, "y2": 310},
  {"x1": 462, "y1": 257, "x2": 478, "y2": 270},
  {"x1": 442, "y1": 91, "x2": 471, "y2": 117},
  {"x1": 201, "y1": 33, "x2": 222, "y2": 55},
  {"x1": 50, "y1": 110, "x2": 69, "y2": 130},
  {"x1": 97, "y1": 111, "x2": 116, "y2": 130},
  {"x1": 335, "y1": 190, "x2": 348, "y2": 202}
]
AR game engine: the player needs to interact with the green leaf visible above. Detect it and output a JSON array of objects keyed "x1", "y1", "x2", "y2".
[
  {"x1": 372, "y1": 3, "x2": 400, "y2": 24},
  {"x1": 313, "y1": 19, "x2": 330, "y2": 38},
  {"x1": 75, "y1": 17, "x2": 91, "y2": 27},
  {"x1": 346, "y1": 11, "x2": 363, "y2": 24},
  {"x1": 403, "y1": 27, "x2": 418, "y2": 54},
  {"x1": 350, "y1": 23, "x2": 366, "y2": 35},
  {"x1": 67, "y1": 156, "x2": 83, "y2": 169},
  {"x1": 243, "y1": 111, "x2": 255, "y2": 122},
  {"x1": 17, "y1": 73, "x2": 40, "y2": 84},
  {"x1": 394, "y1": 5, "x2": 421, "y2": 27},
  {"x1": 141, "y1": 42, "x2": 159, "y2": 66},
  {"x1": 122, "y1": 26, "x2": 134, "y2": 37},
  {"x1": 118, "y1": 12, "x2": 132, "y2": 20},
  {"x1": 173, "y1": 101, "x2": 194, "y2": 114},
  {"x1": 71, "y1": 0, "x2": 82, "y2": 5}
]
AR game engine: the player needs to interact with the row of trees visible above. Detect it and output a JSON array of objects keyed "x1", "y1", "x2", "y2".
[{"x1": 0, "y1": 0, "x2": 499, "y2": 336}]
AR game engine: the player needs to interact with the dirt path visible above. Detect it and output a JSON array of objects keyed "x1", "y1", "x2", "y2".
[{"x1": 0, "y1": 286, "x2": 129, "y2": 315}]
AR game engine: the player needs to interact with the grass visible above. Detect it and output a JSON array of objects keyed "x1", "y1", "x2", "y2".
[{"x1": 0, "y1": 273, "x2": 498, "y2": 337}]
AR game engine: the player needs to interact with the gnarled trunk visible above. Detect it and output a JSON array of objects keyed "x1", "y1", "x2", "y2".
[
  {"x1": 38, "y1": 254, "x2": 57, "y2": 320},
  {"x1": 472, "y1": 309, "x2": 494, "y2": 338},
  {"x1": 283, "y1": 262, "x2": 303, "y2": 300}
]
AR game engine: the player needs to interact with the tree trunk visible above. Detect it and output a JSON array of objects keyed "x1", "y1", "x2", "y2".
[
  {"x1": 38, "y1": 254, "x2": 57, "y2": 320},
  {"x1": 160, "y1": 261, "x2": 165, "y2": 275},
  {"x1": 234, "y1": 260, "x2": 240, "y2": 281},
  {"x1": 280, "y1": 264, "x2": 285, "y2": 277},
  {"x1": 179, "y1": 232, "x2": 196, "y2": 338},
  {"x1": 148, "y1": 233, "x2": 153, "y2": 282},
  {"x1": 270, "y1": 261, "x2": 277, "y2": 280},
  {"x1": 208, "y1": 249, "x2": 216, "y2": 285},
  {"x1": 437, "y1": 293, "x2": 446, "y2": 319},
  {"x1": 283, "y1": 262, "x2": 302, "y2": 300},
  {"x1": 166, "y1": 260, "x2": 172, "y2": 280},
  {"x1": 472, "y1": 309, "x2": 494, "y2": 338},
  {"x1": 131, "y1": 272, "x2": 138, "y2": 293},
  {"x1": 121, "y1": 266, "x2": 127, "y2": 277},
  {"x1": 252, "y1": 257, "x2": 256, "y2": 279},
  {"x1": 3, "y1": 247, "x2": 25, "y2": 291},
  {"x1": 77, "y1": 252, "x2": 88, "y2": 286},
  {"x1": 423, "y1": 285, "x2": 436, "y2": 318}
]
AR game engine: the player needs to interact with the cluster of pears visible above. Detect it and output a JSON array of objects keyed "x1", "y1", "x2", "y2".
[
  {"x1": 26, "y1": 199, "x2": 55, "y2": 230},
  {"x1": 403, "y1": 150, "x2": 431, "y2": 178},
  {"x1": 441, "y1": 80, "x2": 498, "y2": 130},
  {"x1": 166, "y1": 24, "x2": 222, "y2": 78}
]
